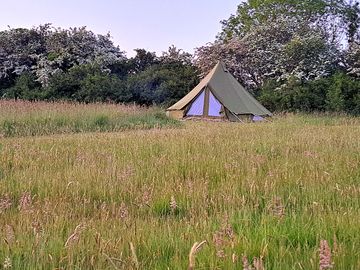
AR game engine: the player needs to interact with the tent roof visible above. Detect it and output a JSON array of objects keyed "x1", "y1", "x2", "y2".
[{"x1": 167, "y1": 61, "x2": 272, "y2": 116}]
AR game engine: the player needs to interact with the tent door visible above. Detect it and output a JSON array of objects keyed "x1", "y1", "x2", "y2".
[
  {"x1": 186, "y1": 90, "x2": 205, "y2": 116},
  {"x1": 208, "y1": 91, "x2": 222, "y2": 117},
  {"x1": 186, "y1": 88, "x2": 223, "y2": 118}
]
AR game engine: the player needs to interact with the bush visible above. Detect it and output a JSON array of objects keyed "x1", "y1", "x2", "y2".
[
  {"x1": 44, "y1": 64, "x2": 131, "y2": 103},
  {"x1": 258, "y1": 73, "x2": 360, "y2": 115},
  {"x1": 2, "y1": 72, "x2": 42, "y2": 100}
]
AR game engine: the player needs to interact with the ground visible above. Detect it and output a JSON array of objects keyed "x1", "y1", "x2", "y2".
[{"x1": 0, "y1": 101, "x2": 359, "y2": 269}]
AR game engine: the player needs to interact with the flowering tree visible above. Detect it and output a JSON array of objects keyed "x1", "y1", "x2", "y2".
[
  {"x1": 345, "y1": 42, "x2": 360, "y2": 77},
  {"x1": 0, "y1": 24, "x2": 125, "y2": 87},
  {"x1": 195, "y1": 16, "x2": 338, "y2": 89}
]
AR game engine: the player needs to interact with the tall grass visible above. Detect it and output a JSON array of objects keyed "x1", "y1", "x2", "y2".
[
  {"x1": 0, "y1": 100, "x2": 179, "y2": 137},
  {"x1": 0, "y1": 101, "x2": 359, "y2": 269}
]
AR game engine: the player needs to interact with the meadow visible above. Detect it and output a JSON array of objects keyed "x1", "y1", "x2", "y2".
[
  {"x1": 0, "y1": 100, "x2": 179, "y2": 138},
  {"x1": 0, "y1": 101, "x2": 359, "y2": 269}
]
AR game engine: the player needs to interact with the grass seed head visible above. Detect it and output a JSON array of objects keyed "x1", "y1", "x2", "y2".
[
  {"x1": 64, "y1": 224, "x2": 86, "y2": 248},
  {"x1": 170, "y1": 196, "x2": 177, "y2": 212},
  {"x1": 188, "y1": 240, "x2": 207, "y2": 270},
  {"x1": 3, "y1": 257, "x2": 12, "y2": 269}
]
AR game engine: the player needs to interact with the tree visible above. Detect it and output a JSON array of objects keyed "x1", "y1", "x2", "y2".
[
  {"x1": 345, "y1": 41, "x2": 360, "y2": 77},
  {"x1": 2, "y1": 72, "x2": 42, "y2": 100},
  {"x1": 160, "y1": 45, "x2": 193, "y2": 65},
  {"x1": 219, "y1": 0, "x2": 353, "y2": 43},
  {"x1": 44, "y1": 64, "x2": 129, "y2": 103},
  {"x1": 0, "y1": 24, "x2": 126, "y2": 88},
  {"x1": 127, "y1": 49, "x2": 159, "y2": 74},
  {"x1": 195, "y1": 16, "x2": 338, "y2": 89},
  {"x1": 326, "y1": 73, "x2": 346, "y2": 112},
  {"x1": 127, "y1": 62, "x2": 199, "y2": 106}
]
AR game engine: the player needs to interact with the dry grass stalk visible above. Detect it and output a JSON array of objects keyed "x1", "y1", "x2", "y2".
[
  {"x1": 319, "y1": 240, "x2": 333, "y2": 270},
  {"x1": 332, "y1": 235, "x2": 338, "y2": 254},
  {"x1": 4, "y1": 224, "x2": 15, "y2": 245},
  {"x1": 129, "y1": 242, "x2": 139, "y2": 269},
  {"x1": 64, "y1": 224, "x2": 85, "y2": 248},
  {"x1": 103, "y1": 253, "x2": 120, "y2": 270},
  {"x1": 232, "y1": 253, "x2": 238, "y2": 263},
  {"x1": 188, "y1": 240, "x2": 207, "y2": 270}
]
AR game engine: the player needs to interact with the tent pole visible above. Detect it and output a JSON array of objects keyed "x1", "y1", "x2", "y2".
[{"x1": 230, "y1": 111, "x2": 244, "y2": 123}]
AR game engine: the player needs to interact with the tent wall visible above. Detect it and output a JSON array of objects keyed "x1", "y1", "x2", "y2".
[
  {"x1": 224, "y1": 108, "x2": 253, "y2": 122},
  {"x1": 166, "y1": 110, "x2": 184, "y2": 119}
]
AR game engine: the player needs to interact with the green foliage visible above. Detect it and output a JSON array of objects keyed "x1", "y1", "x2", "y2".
[
  {"x1": 3, "y1": 72, "x2": 42, "y2": 100},
  {"x1": 258, "y1": 73, "x2": 360, "y2": 114},
  {"x1": 326, "y1": 73, "x2": 346, "y2": 112},
  {"x1": 327, "y1": 72, "x2": 360, "y2": 115},
  {"x1": 127, "y1": 62, "x2": 199, "y2": 106},
  {"x1": 43, "y1": 64, "x2": 130, "y2": 103}
]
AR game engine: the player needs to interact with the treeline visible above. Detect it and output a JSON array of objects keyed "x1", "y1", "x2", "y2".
[
  {"x1": 1, "y1": 0, "x2": 360, "y2": 114},
  {"x1": 0, "y1": 25, "x2": 199, "y2": 106}
]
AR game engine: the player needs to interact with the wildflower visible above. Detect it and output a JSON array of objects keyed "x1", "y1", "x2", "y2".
[
  {"x1": 319, "y1": 240, "x2": 333, "y2": 270},
  {"x1": 119, "y1": 203, "x2": 128, "y2": 220},
  {"x1": 253, "y1": 256, "x2": 264, "y2": 270},
  {"x1": 0, "y1": 194, "x2": 12, "y2": 213},
  {"x1": 18, "y1": 192, "x2": 32, "y2": 212},
  {"x1": 242, "y1": 255, "x2": 252, "y2": 270},
  {"x1": 142, "y1": 188, "x2": 152, "y2": 206}
]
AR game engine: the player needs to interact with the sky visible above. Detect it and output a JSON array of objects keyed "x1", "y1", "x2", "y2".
[{"x1": 0, "y1": 0, "x2": 240, "y2": 57}]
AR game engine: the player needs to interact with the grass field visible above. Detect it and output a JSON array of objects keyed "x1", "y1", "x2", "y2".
[
  {"x1": 0, "y1": 100, "x2": 179, "y2": 138},
  {"x1": 0, "y1": 101, "x2": 359, "y2": 269}
]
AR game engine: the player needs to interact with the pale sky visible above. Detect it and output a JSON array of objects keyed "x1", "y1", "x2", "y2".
[{"x1": 0, "y1": 0, "x2": 240, "y2": 57}]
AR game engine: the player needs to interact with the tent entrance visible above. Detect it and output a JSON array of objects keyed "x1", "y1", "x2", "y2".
[
  {"x1": 186, "y1": 90, "x2": 205, "y2": 116},
  {"x1": 185, "y1": 88, "x2": 223, "y2": 118}
]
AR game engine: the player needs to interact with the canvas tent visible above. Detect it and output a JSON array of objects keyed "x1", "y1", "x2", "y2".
[{"x1": 166, "y1": 61, "x2": 272, "y2": 121}]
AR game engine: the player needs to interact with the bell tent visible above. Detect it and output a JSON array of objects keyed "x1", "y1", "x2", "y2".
[{"x1": 166, "y1": 61, "x2": 272, "y2": 121}]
